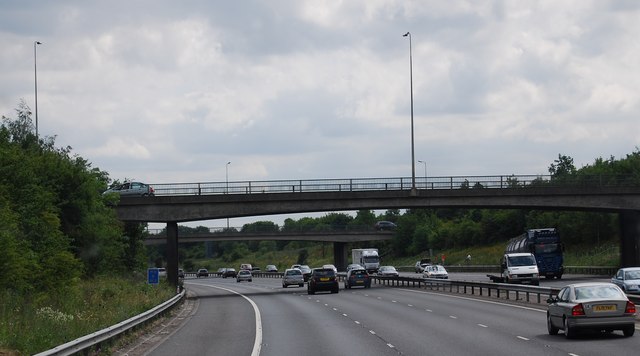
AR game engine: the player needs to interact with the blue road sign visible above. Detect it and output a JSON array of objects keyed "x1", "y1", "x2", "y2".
[{"x1": 148, "y1": 268, "x2": 159, "y2": 285}]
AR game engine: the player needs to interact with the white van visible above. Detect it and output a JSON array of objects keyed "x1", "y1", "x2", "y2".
[{"x1": 500, "y1": 253, "x2": 540, "y2": 285}]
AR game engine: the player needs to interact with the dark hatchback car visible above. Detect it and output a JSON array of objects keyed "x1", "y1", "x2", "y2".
[
  {"x1": 308, "y1": 268, "x2": 339, "y2": 295},
  {"x1": 374, "y1": 221, "x2": 397, "y2": 231},
  {"x1": 222, "y1": 268, "x2": 237, "y2": 278},
  {"x1": 345, "y1": 268, "x2": 371, "y2": 289}
]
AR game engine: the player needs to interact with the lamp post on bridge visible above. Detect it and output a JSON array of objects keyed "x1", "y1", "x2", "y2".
[
  {"x1": 418, "y1": 160, "x2": 427, "y2": 189},
  {"x1": 403, "y1": 32, "x2": 417, "y2": 195},
  {"x1": 225, "y1": 161, "x2": 231, "y2": 229}
]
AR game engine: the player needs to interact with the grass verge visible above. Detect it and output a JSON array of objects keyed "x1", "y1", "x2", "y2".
[{"x1": 0, "y1": 274, "x2": 175, "y2": 355}]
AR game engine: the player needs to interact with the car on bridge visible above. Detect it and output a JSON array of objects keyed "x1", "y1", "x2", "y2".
[
  {"x1": 611, "y1": 267, "x2": 640, "y2": 294},
  {"x1": 374, "y1": 221, "x2": 397, "y2": 231},
  {"x1": 102, "y1": 181, "x2": 155, "y2": 197},
  {"x1": 266, "y1": 264, "x2": 278, "y2": 272},
  {"x1": 546, "y1": 282, "x2": 636, "y2": 338}
]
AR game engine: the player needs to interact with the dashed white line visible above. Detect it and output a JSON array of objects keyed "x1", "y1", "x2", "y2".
[
  {"x1": 408, "y1": 304, "x2": 413, "y2": 307},
  {"x1": 425, "y1": 309, "x2": 432, "y2": 312},
  {"x1": 449, "y1": 315, "x2": 457, "y2": 319},
  {"x1": 392, "y1": 300, "x2": 397, "y2": 303},
  {"x1": 354, "y1": 321, "x2": 361, "y2": 325},
  {"x1": 332, "y1": 307, "x2": 338, "y2": 311},
  {"x1": 568, "y1": 353, "x2": 580, "y2": 356},
  {"x1": 387, "y1": 343, "x2": 395, "y2": 349},
  {"x1": 369, "y1": 330, "x2": 376, "y2": 335},
  {"x1": 477, "y1": 324, "x2": 488, "y2": 328},
  {"x1": 342, "y1": 313, "x2": 348, "y2": 317},
  {"x1": 516, "y1": 336, "x2": 529, "y2": 341}
]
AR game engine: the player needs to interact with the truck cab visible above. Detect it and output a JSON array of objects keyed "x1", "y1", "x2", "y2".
[{"x1": 500, "y1": 253, "x2": 540, "y2": 285}]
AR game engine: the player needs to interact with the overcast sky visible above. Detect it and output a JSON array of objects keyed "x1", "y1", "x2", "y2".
[{"x1": 2, "y1": 1, "x2": 640, "y2": 227}]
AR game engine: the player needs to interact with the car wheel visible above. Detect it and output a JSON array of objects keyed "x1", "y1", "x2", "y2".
[
  {"x1": 556, "y1": 275, "x2": 562, "y2": 280},
  {"x1": 283, "y1": 284, "x2": 287, "y2": 288},
  {"x1": 563, "y1": 317, "x2": 575, "y2": 339},
  {"x1": 308, "y1": 288, "x2": 315, "y2": 295},
  {"x1": 237, "y1": 280, "x2": 240, "y2": 283},
  {"x1": 299, "y1": 283, "x2": 303, "y2": 287},
  {"x1": 249, "y1": 279, "x2": 252, "y2": 282},
  {"x1": 547, "y1": 313, "x2": 559, "y2": 335},
  {"x1": 623, "y1": 326, "x2": 635, "y2": 337}
]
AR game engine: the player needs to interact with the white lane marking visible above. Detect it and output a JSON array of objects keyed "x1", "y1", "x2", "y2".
[
  {"x1": 425, "y1": 309, "x2": 432, "y2": 312},
  {"x1": 387, "y1": 343, "x2": 395, "y2": 348},
  {"x1": 398, "y1": 288, "x2": 546, "y2": 313},
  {"x1": 568, "y1": 353, "x2": 580, "y2": 356},
  {"x1": 478, "y1": 324, "x2": 488, "y2": 328},
  {"x1": 332, "y1": 307, "x2": 338, "y2": 311},
  {"x1": 190, "y1": 283, "x2": 262, "y2": 356},
  {"x1": 392, "y1": 300, "x2": 397, "y2": 303},
  {"x1": 408, "y1": 304, "x2": 413, "y2": 307},
  {"x1": 355, "y1": 321, "x2": 361, "y2": 325},
  {"x1": 369, "y1": 330, "x2": 376, "y2": 335},
  {"x1": 342, "y1": 313, "x2": 348, "y2": 317},
  {"x1": 517, "y1": 336, "x2": 529, "y2": 341},
  {"x1": 377, "y1": 297, "x2": 382, "y2": 299},
  {"x1": 449, "y1": 315, "x2": 457, "y2": 319}
]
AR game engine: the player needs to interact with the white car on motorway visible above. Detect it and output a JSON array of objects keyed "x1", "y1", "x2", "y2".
[{"x1": 423, "y1": 265, "x2": 448, "y2": 279}]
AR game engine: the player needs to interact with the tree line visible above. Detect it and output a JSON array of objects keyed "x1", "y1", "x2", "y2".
[{"x1": 1, "y1": 101, "x2": 146, "y2": 300}]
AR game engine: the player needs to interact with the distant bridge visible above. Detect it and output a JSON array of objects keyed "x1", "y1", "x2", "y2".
[
  {"x1": 144, "y1": 227, "x2": 394, "y2": 245},
  {"x1": 114, "y1": 174, "x2": 640, "y2": 285}
]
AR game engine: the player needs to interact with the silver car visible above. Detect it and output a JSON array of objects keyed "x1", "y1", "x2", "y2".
[
  {"x1": 377, "y1": 266, "x2": 399, "y2": 277},
  {"x1": 547, "y1": 282, "x2": 636, "y2": 338},
  {"x1": 103, "y1": 181, "x2": 154, "y2": 197},
  {"x1": 611, "y1": 267, "x2": 640, "y2": 294},
  {"x1": 236, "y1": 270, "x2": 252, "y2": 282},
  {"x1": 282, "y1": 268, "x2": 304, "y2": 288},
  {"x1": 423, "y1": 265, "x2": 448, "y2": 279}
]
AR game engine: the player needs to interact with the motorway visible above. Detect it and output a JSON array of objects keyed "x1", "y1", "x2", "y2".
[{"x1": 124, "y1": 272, "x2": 640, "y2": 356}]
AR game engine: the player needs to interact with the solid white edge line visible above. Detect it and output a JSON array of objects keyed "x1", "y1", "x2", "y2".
[{"x1": 191, "y1": 283, "x2": 262, "y2": 356}]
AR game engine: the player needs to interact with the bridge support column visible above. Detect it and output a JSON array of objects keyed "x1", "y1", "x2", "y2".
[
  {"x1": 620, "y1": 211, "x2": 640, "y2": 267},
  {"x1": 333, "y1": 242, "x2": 347, "y2": 272},
  {"x1": 166, "y1": 221, "x2": 179, "y2": 286}
]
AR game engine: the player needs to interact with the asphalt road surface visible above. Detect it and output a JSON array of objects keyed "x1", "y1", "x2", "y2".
[{"x1": 130, "y1": 273, "x2": 639, "y2": 356}]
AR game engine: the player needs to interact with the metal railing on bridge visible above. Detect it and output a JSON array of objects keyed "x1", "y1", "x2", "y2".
[{"x1": 148, "y1": 174, "x2": 640, "y2": 196}]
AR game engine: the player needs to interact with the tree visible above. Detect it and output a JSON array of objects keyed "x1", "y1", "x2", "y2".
[{"x1": 549, "y1": 154, "x2": 576, "y2": 178}]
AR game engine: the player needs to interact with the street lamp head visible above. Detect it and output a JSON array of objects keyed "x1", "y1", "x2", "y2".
[
  {"x1": 403, "y1": 32, "x2": 410, "y2": 37},
  {"x1": 227, "y1": 161, "x2": 231, "y2": 165},
  {"x1": 35, "y1": 41, "x2": 42, "y2": 45}
]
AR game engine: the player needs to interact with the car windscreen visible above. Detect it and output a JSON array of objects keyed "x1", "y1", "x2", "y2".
[
  {"x1": 574, "y1": 285, "x2": 624, "y2": 300},
  {"x1": 625, "y1": 270, "x2": 640, "y2": 280},
  {"x1": 508, "y1": 255, "x2": 536, "y2": 266}
]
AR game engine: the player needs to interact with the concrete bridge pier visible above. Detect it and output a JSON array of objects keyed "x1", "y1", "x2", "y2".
[
  {"x1": 166, "y1": 221, "x2": 179, "y2": 286},
  {"x1": 620, "y1": 211, "x2": 640, "y2": 267},
  {"x1": 333, "y1": 242, "x2": 347, "y2": 271}
]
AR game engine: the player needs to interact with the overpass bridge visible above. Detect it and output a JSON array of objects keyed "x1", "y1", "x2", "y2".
[{"x1": 115, "y1": 174, "x2": 640, "y2": 285}]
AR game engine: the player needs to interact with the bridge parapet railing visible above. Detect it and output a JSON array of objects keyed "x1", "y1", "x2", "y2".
[{"x1": 149, "y1": 174, "x2": 640, "y2": 197}]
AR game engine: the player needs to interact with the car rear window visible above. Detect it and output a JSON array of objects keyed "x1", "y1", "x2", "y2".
[
  {"x1": 313, "y1": 269, "x2": 335, "y2": 277},
  {"x1": 352, "y1": 270, "x2": 367, "y2": 276},
  {"x1": 286, "y1": 270, "x2": 302, "y2": 275},
  {"x1": 575, "y1": 285, "x2": 624, "y2": 300}
]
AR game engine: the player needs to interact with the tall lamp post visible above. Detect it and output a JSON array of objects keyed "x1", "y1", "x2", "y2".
[
  {"x1": 225, "y1": 161, "x2": 231, "y2": 229},
  {"x1": 34, "y1": 41, "x2": 42, "y2": 138},
  {"x1": 403, "y1": 32, "x2": 416, "y2": 195},
  {"x1": 418, "y1": 160, "x2": 427, "y2": 189}
]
